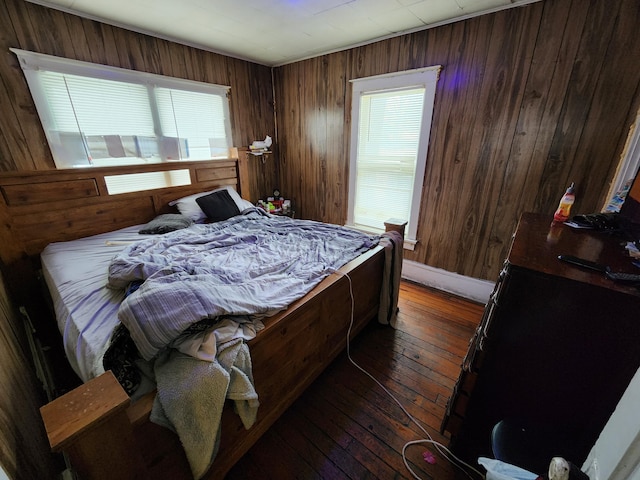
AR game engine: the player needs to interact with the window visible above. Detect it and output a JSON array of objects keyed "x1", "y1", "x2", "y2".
[
  {"x1": 11, "y1": 49, "x2": 232, "y2": 170},
  {"x1": 347, "y1": 67, "x2": 440, "y2": 248}
]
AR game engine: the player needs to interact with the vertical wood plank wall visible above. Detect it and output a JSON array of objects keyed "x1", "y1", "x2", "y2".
[
  {"x1": 0, "y1": 0, "x2": 277, "y2": 202},
  {"x1": 0, "y1": 269, "x2": 57, "y2": 479},
  {"x1": 274, "y1": 0, "x2": 640, "y2": 281},
  {"x1": 2, "y1": 0, "x2": 638, "y2": 284}
]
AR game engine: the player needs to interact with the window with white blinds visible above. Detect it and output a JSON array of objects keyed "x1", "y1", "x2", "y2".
[
  {"x1": 347, "y1": 67, "x2": 440, "y2": 247},
  {"x1": 11, "y1": 48, "x2": 232, "y2": 172},
  {"x1": 155, "y1": 88, "x2": 229, "y2": 161}
]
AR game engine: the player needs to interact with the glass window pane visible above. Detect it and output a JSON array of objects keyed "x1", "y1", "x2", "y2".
[
  {"x1": 12, "y1": 48, "x2": 232, "y2": 170},
  {"x1": 56, "y1": 73, "x2": 155, "y2": 137},
  {"x1": 348, "y1": 66, "x2": 440, "y2": 241},
  {"x1": 354, "y1": 88, "x2": 425, "y2": 231},
  {"x1": 104, "y1": 169, "x2": 191, "y2": 194},
  {"x1": 156, "y1": 88, "x2": 229, "y2": 160}
]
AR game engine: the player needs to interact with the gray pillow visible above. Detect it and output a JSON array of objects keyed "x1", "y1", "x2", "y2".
[{"x1": 139, "y1": 214, "x2": 194, "y2": 234}]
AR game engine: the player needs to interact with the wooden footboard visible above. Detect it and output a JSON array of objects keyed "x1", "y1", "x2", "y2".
[{"x1": 39, "y1": 221, "x2": 405, "y2": 480}]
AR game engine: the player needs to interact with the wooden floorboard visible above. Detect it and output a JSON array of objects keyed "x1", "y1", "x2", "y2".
[{"x1": 226, "y1": 281, "x2": 484, "y2": 479}]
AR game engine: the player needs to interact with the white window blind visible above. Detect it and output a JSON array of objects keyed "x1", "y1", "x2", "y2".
[
  {"x1": 156, "y1": 88, "x2": 229, "y2": 160},
  {"x1": 41, "y1": 71, "x2": 155, "y2": 137},
  {"x1": 348, "y1": 67, "x2": 440, "y2": 246},
  {"x1": 11, "y1": 48, "x2": 232, "y2": 172},
  {"x1": 354, "y1": 88, "x2": 425, "y2": 231}
]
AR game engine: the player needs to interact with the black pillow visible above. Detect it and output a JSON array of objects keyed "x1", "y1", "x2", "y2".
[
  {"x1": 195, "y1": 189, "x2": 241, "y2": 222},
  {"x1": 139, "y1": 214, "x2": 193, "y2": 234}
]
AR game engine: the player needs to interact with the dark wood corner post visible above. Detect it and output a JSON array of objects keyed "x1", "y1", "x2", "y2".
[
  {"x1": 384, "y1": 218, "x2": 407, "y2": 238},
  {"x1": 382, "y1": 218, "x2": 406, "y2": 324},
  {"x1": 40, "y1": 371, "x2": 148, "y2": 480},
  {"x1": 235, "y1": 150, "x2": 252, "y2": 202}
]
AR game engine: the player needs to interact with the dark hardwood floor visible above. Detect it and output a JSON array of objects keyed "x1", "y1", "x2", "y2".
[{"x1": 226, "y1": 281, "x2": 484, "y2": 479}]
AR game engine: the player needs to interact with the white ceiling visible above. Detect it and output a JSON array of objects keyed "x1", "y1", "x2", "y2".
[{"x1": 27, "y1": 0, "x2": 541, "y2": 67}]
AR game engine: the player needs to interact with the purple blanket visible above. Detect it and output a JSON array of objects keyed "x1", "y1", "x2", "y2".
[{"x1": 108, "y1": 209, "x2": 378, "y2": 359}]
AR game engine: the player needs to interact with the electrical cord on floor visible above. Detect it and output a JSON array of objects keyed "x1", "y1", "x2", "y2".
[{"x1": 327, "y1": 267, "x2": 486, "y2": 480}]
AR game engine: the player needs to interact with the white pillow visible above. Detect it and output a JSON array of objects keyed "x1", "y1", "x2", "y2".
[{"x1": 169, "y1": 186, "x2": 252, "y2": 222}]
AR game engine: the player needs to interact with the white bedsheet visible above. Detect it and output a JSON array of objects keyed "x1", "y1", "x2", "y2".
[{"x1": 41, "y1": 225, "x2": 146, "y2": 382}]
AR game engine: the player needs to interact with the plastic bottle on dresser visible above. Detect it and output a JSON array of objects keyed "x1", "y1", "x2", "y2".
[{"x1": 553, "y1": 183, "x2": 575, "y2": 223}]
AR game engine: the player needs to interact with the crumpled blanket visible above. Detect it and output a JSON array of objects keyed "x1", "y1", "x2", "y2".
[
  {"x1": 151, "y1": 337, "x2": 258, "y2": 480},
  {"x1": 105, "y1": 211, "x2": 384, "y2": 478},
  {"x1": 108, "y1": 210, "x2": 378, "y2": 360}
]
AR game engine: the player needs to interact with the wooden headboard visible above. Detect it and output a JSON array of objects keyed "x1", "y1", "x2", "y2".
[{"x1": 0, "y1": 155, "x2": 250, "y2": 309}]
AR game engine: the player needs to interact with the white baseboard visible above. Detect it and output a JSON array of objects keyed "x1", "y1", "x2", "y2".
[{"x1": 401, "y1": 259, "x2": 494, "y2": 304}]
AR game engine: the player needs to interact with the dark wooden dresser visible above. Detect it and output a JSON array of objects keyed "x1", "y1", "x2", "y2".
[{"x1": 441, "y1": 212, "x2": 640, "y2": 469}]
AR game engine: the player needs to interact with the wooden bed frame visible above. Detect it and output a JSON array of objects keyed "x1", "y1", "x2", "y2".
[{"x1": 0, "y1": 156, "x2": 404, "y2": 479}]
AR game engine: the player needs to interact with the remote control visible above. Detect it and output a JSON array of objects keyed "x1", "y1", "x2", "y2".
[
  {"x1": 557, "y1": 255, "x2": 608, "y2": 273},
  {"x1": 558, "y1": 255, "x2": 640, "y2": 283},
  {"x1": 605, "y1": 271, "x2": 640, "y2": 283}
]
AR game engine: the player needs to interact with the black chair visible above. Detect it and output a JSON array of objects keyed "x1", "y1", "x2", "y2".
[{"x1": 491, "y1": 418, "x2": 570, "y2": 476}]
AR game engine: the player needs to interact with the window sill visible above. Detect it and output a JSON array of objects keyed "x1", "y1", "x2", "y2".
[{"x1": 403, "y1": 238, "x2": 417, "y2": 251}]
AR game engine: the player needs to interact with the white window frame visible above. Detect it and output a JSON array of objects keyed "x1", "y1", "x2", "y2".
[
  {"x1": 10, "y1": 48, "x2": 232, "y2": 169},
  {"x1": 603, "y1": 108, "x2": 640, "y2": 211},
  {"x1": 347, "y1": 66, "x2": 440, "y2": 249}
]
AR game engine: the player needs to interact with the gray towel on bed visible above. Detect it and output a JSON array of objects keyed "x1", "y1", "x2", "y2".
[
  {"x1": 378, "y1": 230, "x2": 403, "y2": 327},
  {"x1": 150, "y1": 338, "x2": 259, "y2": 479}
]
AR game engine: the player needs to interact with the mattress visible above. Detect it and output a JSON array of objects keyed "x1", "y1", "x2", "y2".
[{"x1": 41, "y1": 225, "x2": 148, "y2": 382}]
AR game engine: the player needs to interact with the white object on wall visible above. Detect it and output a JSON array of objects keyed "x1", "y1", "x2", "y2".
[
  {"x1": 582, "y1": 366, "x2": 640, "y2": 480},
  {"x1": 250, "y1": 135, "x2": 272, "y2": 150}
]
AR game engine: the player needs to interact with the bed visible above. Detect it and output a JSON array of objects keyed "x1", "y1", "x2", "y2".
[{"x1": 0, "y1": 157, "x2": 405, "y2": 480}]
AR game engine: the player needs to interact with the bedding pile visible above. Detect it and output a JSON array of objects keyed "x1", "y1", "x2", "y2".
[
  {"x1": 107, "y1": 208, "x2": 378, "y2": 360},
  {"x1": 106, "y1": 208, "x2": 378, "y2": 478},
  {"x1": 43, "y1": 207, "x2": 383, "y2": 478}
]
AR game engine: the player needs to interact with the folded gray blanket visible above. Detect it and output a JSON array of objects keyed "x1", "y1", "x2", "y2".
[
  {"x1": 150, "y1": 338, "x2": 258, "y2": 479},
  {"x1": 378, "y1": 230, "x2": 403, "y2": 327}
]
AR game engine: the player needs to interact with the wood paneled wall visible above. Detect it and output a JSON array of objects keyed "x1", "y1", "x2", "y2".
[
  {"x1": 0, "y1": 0, "x2": 277, "y2": 202},
  {"x1": 5, "y1": 0, "x2": 637, "y2": 285},
  {"x1": 274, "y1": 0, "x2": 640, "y2": 281},
  {"x1": 0, "y1": 269, "x2": 57, "y2": 479}
]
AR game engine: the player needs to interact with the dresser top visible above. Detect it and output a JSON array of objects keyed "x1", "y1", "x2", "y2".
[{"x1": 508, "y1": 212, "x2": 640, "y2": 297}]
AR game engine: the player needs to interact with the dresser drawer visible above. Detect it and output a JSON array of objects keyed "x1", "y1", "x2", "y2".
[{"x1": 440, "y1": 261, "x2": 510, "y2": 436}]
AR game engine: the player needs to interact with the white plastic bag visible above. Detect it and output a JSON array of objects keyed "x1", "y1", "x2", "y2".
[{"x1": 478, "y1": 457, "x2": 539, "y2": 480}]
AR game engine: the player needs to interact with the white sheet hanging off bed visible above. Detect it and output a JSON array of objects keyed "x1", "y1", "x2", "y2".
[{"x1": 41, "y1": 224, "x2": 144, "y2": 383}]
